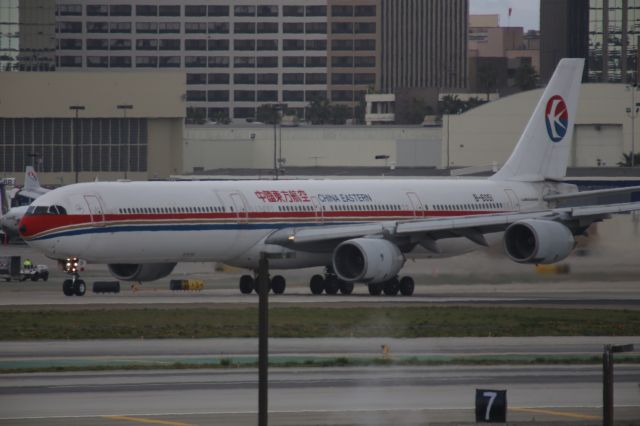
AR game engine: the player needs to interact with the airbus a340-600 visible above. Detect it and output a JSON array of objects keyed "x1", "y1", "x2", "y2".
[{"x1": 18, "y1": 59, "x2": 640, "y2": 297}]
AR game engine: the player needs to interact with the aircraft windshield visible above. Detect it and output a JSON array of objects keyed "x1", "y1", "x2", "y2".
[{"x1": 25, "y1": 205, "x2": 67, "y2": 215}]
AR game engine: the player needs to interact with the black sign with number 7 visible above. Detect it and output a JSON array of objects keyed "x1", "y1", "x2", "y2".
[{"x1": 475, "y1": 389, "x2": 507, "y2": 422}]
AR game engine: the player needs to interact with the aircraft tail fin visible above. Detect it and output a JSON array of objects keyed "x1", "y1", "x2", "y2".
[
  {"x1": 490, "y1": 58, "x2": 584, "y2": 182},
  {"x1": 24, "y1": 166, "x2": 42, "y2": 192}
]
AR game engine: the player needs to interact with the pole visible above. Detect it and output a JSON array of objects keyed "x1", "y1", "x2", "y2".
[
  {"x1": 69, "y1": 105, "x2": 85, "y2": 183},
  {"x1": 117, "y1": 105, "x2": 133, "y2": 179},
  {"x1": 258, "y1": 253, "x2": 269, "y2": 426},
  {"x1": 603, "y1": 345, "x2": 614, "y2": 426},
  {"x1": 632, "y1": 88, "x2": 636, "y2": 167},
  {"x1": 273, "y1": 121, "x2": 278, "y2": 180}
]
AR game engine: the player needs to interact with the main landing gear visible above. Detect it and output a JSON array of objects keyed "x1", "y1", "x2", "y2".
[
  {"x1": 238, "y1": 273, "x2": 287, "y2": 295},
  {"x1": 309, "y1": 270, "x2": 353, "y2": 295},
  {"x1": 368, "y1": 276, "x2": 415, "y2": 296},
  {"x1": 61, "y1": 257, "x2": 86, "y2": 297}
]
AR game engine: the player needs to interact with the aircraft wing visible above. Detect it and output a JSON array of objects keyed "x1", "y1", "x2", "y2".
[
  {"x1": 266, "y1": 202, "x2": 640, "y2": 249},
  {"x1": 545, "y1": 185, "x2": 640, "y2": 205}
]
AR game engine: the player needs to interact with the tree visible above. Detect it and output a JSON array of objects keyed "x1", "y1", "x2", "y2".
[
  {"x1": 256, "y1": 104, "x2": 280, "y2": 125},
  {"x1": 617, "y1": 151, "x2": 640, "y2": 167},
  {"x1": 401, "y1": 97, "x2": 433, "y2": 125},
  {"x1": 477, "y1": 62, "x2": 498, "y2": 101},
  {"x1": 329, "y1": 104, "x2": 350, "y2": 124},
  {"x1": 212, "y1": 110, "x2": 230, "y2": 125},
  {"x1": 514, "y1": 62, "x2": 538, "y2": 91},
  {"x1": 186, "y1": 107, "x2": 206, "y2": 124},
  {"x1": 306, "y1": 97, "x2": 332, "y2": 124}
]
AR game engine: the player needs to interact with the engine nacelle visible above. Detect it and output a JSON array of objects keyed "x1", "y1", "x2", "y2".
[
  {"x1": 504, "y1": 219, "x2": 575, "y2": 264},
  {"x1": 107, "y1": 263, "x2": 177, "y2": 282},
  {"x1": 332, "y1": 238, "x2": 404, "y2": 283}
]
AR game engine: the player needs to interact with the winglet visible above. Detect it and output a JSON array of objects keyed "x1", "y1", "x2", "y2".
[{"x1": 490, "y1": 58, "x2": 584, "y2": 182}]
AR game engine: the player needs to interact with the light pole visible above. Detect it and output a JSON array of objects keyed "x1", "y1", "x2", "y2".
[
  {"x1": 271, "y1": 103, "x2": 286, "y2": 180},
  {"x1": 117, "y1": 104, "x2": 133, "y2": 179},
  {"x1": 626, "y1": 85, "x2": 638, "y2": 167},
  {"x1": 69, "y1": 105, "x2": 85, "y2": 183}
]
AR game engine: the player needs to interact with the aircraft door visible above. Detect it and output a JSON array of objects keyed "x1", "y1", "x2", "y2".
[
  {"x1": 311, "y1": 196, "x2": 324, "y2": 223},
  {"x1": 406, "y1": 192, "x2": 424, "y2": 218},
  {"x1": 504, "y1": 189, "x2": 521, "y2": 211},
  {"x1": 230, "y1": 193, "x2": 248, "y2": 223},
  {"x1": 83, "y1": 195, "x2": 105, "y2": 226}
]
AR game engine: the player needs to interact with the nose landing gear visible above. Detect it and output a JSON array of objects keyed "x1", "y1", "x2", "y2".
[{"x1": 61, "y1": 257, "x2": 86, "y2": 297}]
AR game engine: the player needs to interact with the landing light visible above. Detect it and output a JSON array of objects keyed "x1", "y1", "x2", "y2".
[
  {"x1": 63, "y1": 257, "x2": 80, "y2": 273},
  {"x1": 288, "y1": 235, "x2": 295, "y2": 241}
]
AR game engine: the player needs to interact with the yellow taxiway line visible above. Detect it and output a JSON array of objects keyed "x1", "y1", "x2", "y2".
[
  {"x1": 103, "y1": 415, "x2": 195, "y2": 426},
  {"x1": 511, "y1": 407, "x2": 601, "y2": 420}
]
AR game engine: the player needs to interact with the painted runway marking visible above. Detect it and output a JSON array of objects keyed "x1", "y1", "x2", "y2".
[
  {"x1": 511, "y1": 407, "x2": 601, "y2": 420},
  {"x1": 103, "y1": 415, "x2": 195, "y2": 426}
]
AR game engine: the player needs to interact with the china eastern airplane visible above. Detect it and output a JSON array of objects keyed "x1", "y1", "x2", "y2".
[
  {"x1": 18, "y1": 59, "x2": 640, "y2": 297},
  {"x1": 1, "y1": 166, "x2": 50, "y2": 240}
]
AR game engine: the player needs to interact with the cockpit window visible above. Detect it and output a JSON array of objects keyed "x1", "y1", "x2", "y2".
[{"x1": 25, "y1": 205, "x2": 67, "y2": 216}]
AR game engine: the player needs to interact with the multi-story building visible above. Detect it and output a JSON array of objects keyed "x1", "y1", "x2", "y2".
[{"x1": 52, "y1": 0, "x2": 467, "y2": 122}]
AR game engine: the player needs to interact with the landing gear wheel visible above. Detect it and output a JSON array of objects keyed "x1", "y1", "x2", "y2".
[
  {"x1": 368, "y1": 283, "x2": 382, "y2": 296},
  {"x1": 271, "y1": 275, "x2": 286, "y2": 294},
  {"x1": 310, "y1": 274, "x2": 324, "y2": 295},
  {"x1": 339, "y1": 280, "x2": 354, "y2": 295},
  {"x1": 324, "y1": 276, "x2": 339, "y2": 295},
  {"x1": 399, "y1": 276, "x2": 415, "y2": 296},
  {"x1": 239, "y1": 275, "x2": 254, "y2": 294},
  {"x1": 253, "y1": 275, "x2": 270, "y2": 294},
  {"x1": 62, "y1": 279, "x2": 74, "y2": 296},
  {"x1": 383, "y1": 277, "x2": 399, "y2": 296},
  {"x1": 74, "y1": 280, "x2": 86, "y2": 296},
  {"x1": 42, "y1": 271, "x2": 49, "y2": 282}
]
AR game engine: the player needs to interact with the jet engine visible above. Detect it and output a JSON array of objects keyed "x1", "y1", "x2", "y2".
[
  {"x1": 504, "y1": 219, "x2": 575, "y2": 264},
  {"x1": 332, "y1": 238, "x2": 404, "y2": 283},
  {"x1": 107, "y1": 263, "x2": 177, "y2": 282}
]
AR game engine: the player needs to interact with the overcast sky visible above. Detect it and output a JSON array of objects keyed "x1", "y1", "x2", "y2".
[{"x1": 470, "y1": 0, "x2": 540, "y2": 31}]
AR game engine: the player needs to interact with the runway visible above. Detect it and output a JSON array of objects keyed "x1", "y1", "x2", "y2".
[{"x1": 1, "y1": 364, "x2": 639, "y2": 425}]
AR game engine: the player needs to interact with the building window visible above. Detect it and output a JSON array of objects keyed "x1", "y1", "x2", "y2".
[
  {"x1": 306, "y1": 6, "x2": 326, "y2": 16},
  {"x1": 87, "y1": 22, "x2": 108, "y2": 33},
  {"x1": 185, "y1": 5, "x2": 206, "y2": 17},
  {"x1": 257, "y1": 73, "x2": 278, "y2": 84},
  {"x1": 208, "y1": 5, "x2": 229, "y2": 16},
  {"x1": 159, "y1": 5, "x2": 180, "y2": 16},
  {"x1": 332, "y1": 56, "x2": 353, "y2": 67},
  {"x1": 136, "y1": 5, "x2": 157, "y2": 16},
  {"x1": 86, "y1": 39, "x2": 108, "y2": 50},
  {"x1": 136, "y1": 22, "x2": 158, "y2": 33},
  {"x1": 58, "y1": 4, "x2": 82, "y2": 16},
  {"x1": 306, "y1": 73, "x2": 327, "y2": 84},
  {"x1": 306, "y1": 22, "x2": 327, "y2": 34},
  {"x1": 110, "y1": 56, "x2": 131, "y2": 67},
  {"x1": 110, "y1": 39, "x2": 131, "y2": 50},
  {"x1": 208, "y1": 108, "x2": 230, "y2": 120},
  {"x1": 331, "y1": 22, "x2": 353, "y2": 34},
  {"x1": 305, "y1": 56, "x2": 326, "y2": 67},
  {"x1": 257, "y1": 39, "x2": 278, "y2": 50},
  {"x1": 159, "y1": 56, "x2": 180, "y2": 67},
  {"x1": 208, "y1": 40, "x2": 229, "y2": 50},
  {"x1": 136, "y1": 56, "x2": 157, "y2": 68},
  {"x1": 257, "y1": 56, "x2": 278, "y2": 68},
  {"x1": 332, "y1": 5, "x2": 353, "y2": 17},
  {"x1": 159, "y1": 39, "x2": 180, "y2": 50},
  {"x1": 283, "y1": 90, "x2": 304, "y2": 101},
  {"x1": 257, "y1": 5, "x2": 278, "y2": 17},
  {"x1": 283, "y1": 5, "x2": 304, "y2": 16},
  {"x1": 234, "y1": 22, "x2": 256, "y2": 34},
  {"x1": 87, "y1": 5, "x2": 108, "y2": 16},
  {"x1": 332, "y1": 73, "x2": 353, "y2": 85},
  {"x1": 257, "y1": 90, "x2": 278, "y2": 102},
  {"x1": 355, "y1": 56, "x2": 375, "y2": 67},
  {"x1": 234, "y1": 90, "x2": 255, "y2": 101},
  {"x1": 234, "y1": 73, "x2": 255, "y2": 84},
  {"x1": 355, "y1": 73, "x2": 375, "y2": 84},
  {"x1": 283, "y1": 73, "x2": 304, "y2": 84},
  {"x1": 59, "y1": 56, "x2": 82, "y2": 67},
  {"x1": 234, "y1": 56, "x2": 255, "y2": 68},
  {"x1": 110, "y1": 22, "x2": 131, "y2": 33},
  {"x1": 355, "y1": 22, "x2": 376, "y2": 34},
  {"x1": 355, "y1": 5, "x2": 376, "y2": 16},
  {"x1": 185, "y1": 39, "x2": 207, "y2": 50},
  {"x1": 355, "y1": 39, "x2": 376, "y2": 51},
  {"x1": 136, "y1": 39, "x2": 158, "y2": 50},
  {"x1": 87, "y1": 56, "x2": 108, "y2": 67},
  {"x1": 305, "y1": 90, "x2": 327, "y2": 101},
  {"x1": 208, "y1": 22, "x2": 229, "y2": 33},
  {"x1": 305, "y1": 40, "x2": 326, "y2": 51},
  {"x1": 234, "y1": 5, "x2": 256, "y2": 17},
  {"x1": 234, "y1": 107, "x2": 255, "y2": 118},
  {"x1": 187, "y1": 73, "x2": 207, "y2": 85},
  {"x1": 110, "y1": 5, "x2": 132, "y2": 16},
  {"x1": 185, "y1": 56, "x2": 207, "y2": 67},
  {"x1": 332, "y1": 90, "x2": 353, "y2": 101},
  {"x1": 60, "y1": 39, "x2": 82, "y2": 50},
  {"x1": 208, "y1": 56, "x2": 229, "y2": 67},
  {"x1": 283, "y1": 22, "x2": 303, "y2": 33},
  {"x1": 186, "y1": 90, "x2": 206, "y2": 101},
  {"x1": 185, "y1": 22, "x2": 207, "y2": 33},
  {"x1": 209, "y1": 73, "x2": 230, "y2": 84},
  {"x1": 283, "y1": 39, "x2": 304, "y2": 50},
  {"x1": 58, "y1": 22, "x2": 82, "y2": 33},
  {"x1": 234, "y1": 39, "x2": 255, "y2": 51},
  {"x1": 257, "y1": 22, "x2": 278, "y2": 33},
  {"x1": 208, "y1": 90, "x2": 229, "y2": 101},
  {"x1": 283, "y1": 56, "x2": 304, "y2": 67},
  {"x1": 332, "y1": 39, "x2": 353, "y2": 51},
  {"x1": 159, "y1": 22, "x2": 180, "y2": 33}
]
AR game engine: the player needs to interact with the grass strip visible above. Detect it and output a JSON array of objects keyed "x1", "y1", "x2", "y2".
[
  {"x1": 2, "y1": 354, "x2": 640, "y2": 374},
  {"x1": 0, "y1": 306, "x2": 639, "y2": 340}
]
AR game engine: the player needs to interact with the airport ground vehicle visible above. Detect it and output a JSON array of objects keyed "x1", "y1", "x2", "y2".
[{"x1": 0, "y1": 256, "x2": 49, "y2": 282}]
